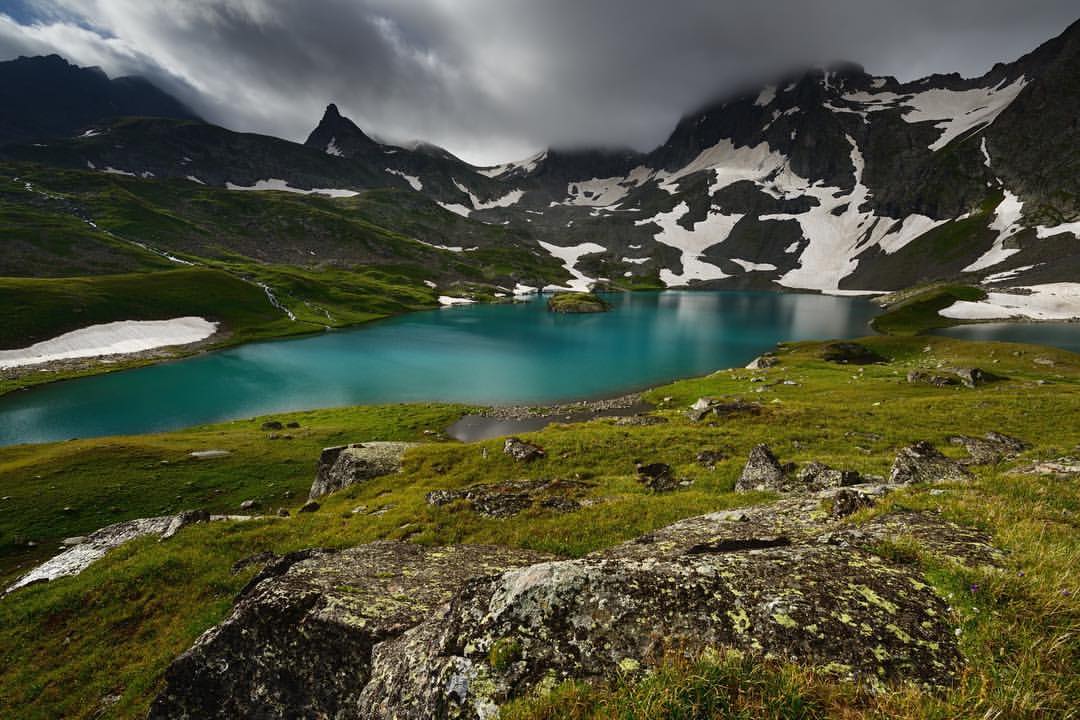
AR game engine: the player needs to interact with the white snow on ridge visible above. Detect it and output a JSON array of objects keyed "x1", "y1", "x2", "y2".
[
  {"x1": 565, "y1": 177, "x2": 628, "y2": 207},
  {"x1": 538, "y1": 240, "x2": 606, "y2": 292},
  {"x1": 475, "y1": 150, "x2": 547, "y2": 178},
  {"x1": 185, "y1": 175, "x2": 205, "y2": 185},
  {"x1": 940, "y1": 283, "x2": 1080, "y2": 321},
  {"x1": 325, "y1": 138, "x2": 343, "y2": 157},
  {"x1": 102, "y1": 166, "x2": 136, "y2": 177},
  {"x1": 386, "y1": 169, "x2": 423, "y2": 191},
  {"x1": 436, "y1": 201, "x2": 473, "y2": 218},
  {"x1": 226, "y1": 178, "x2": 358, "y2": 198},
  {"x1": 754, "y1": 85, "x2": 776, "y2": 107},
  {"x1": 452, "y1": 179, "x2": 524, "y2": 210},
  {"x1": 415, "y1": 238, "x2": 465, "y2": 253},
  {"x1": 1035, "y1": 220, "x2": 1080, "y2": 239},
  {"x1": 438, "y1": 295, "x2": 476, "y2": 306},
  {"x1": 656, "y1": 139, "x2": 788, "y2": 195},
  {"x1": 0, "y1": 318, "x2": 219, "y2": 369},
  {"x1": 730, "y1": 259, "x2": 778, "y2": 272},
  {"x1": 877, "y1": 214, "x2": 946, "y2": 255},
  {"x1": 903, "y1": 76, "x2": 1028, "y2": 151},
  {"x1": 635, "y1": 202, "x2": 739, "y2": 286},
  {"x1": 964, "y1": 190, "x2": 1025, "y2": 272},
  {"x1": 983, "y1": 265, "x2": 1038, "y2": 284}
]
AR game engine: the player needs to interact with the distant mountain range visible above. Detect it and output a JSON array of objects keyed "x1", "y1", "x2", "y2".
[{"x1": 2, "y1": 19, "x2": 1078, "y2": 293}]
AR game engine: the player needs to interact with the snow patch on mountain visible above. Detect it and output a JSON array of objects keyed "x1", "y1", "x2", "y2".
[
  {"x1": 452, "y1": 179, "x2": 524, "y2": 210},
  {"x1": 964, "y1": 190, "x2": 1025, "y2": 272},
  {"x1": 565, "y1": 177, "x2": 628, "y2": 207},
  {"x1": 226, "y1": 179, "x2": 358, "y2": 197},
  {"x1": 635, "y1": 202, "x2": 739, "y2": 285},
  {"x1": 386, "y1": 168, "x2": 422, "y2": 190},
  {"x1": 656, "y1": 139, "x2": 787, "y2": 194},
  {"x1": 0, "y1": 318, "x2": 219, "y2": 369},
  {"x1": 538, "y1": 240, "x2": 606, "y2": 292},
  {"x1": 877, "y1": 214, "x2": 947, "y2": 254},
  {"x1": 754, "y1": 85, "x2": 776, "y2": 107},
  {"x1": 476, "y1": 151, "x2": 546, "y2": 178},
  {"x1": 902, "y1": 76, "x2": 1028, "y2": 150},
  {"x1": 939, "y1": 283, "x2": 1080, "y2": 320},
  {"x1": 1035, "y1": 220, "x2": 1080, "y2": 238},
  {"x1": 436, "y1": 201, "x2": 472, "y2": 218},
  {"x1": 730, "y1": 259, "x2": 778, "y2": 272},
  {"x1": 102, "y1": 166, "x2": 136, "y2": 176},
  {"x1": 325, "y1": 138, "x2": 343, "y2": 157}
]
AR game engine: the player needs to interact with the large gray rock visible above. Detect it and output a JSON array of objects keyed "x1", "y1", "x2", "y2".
[
  {"x1": 889, "y1": 442, "x2": 972, "y2": 485},
  {"x1": 151, "y1": 492, "x2": 1000, "y2": 719},
  {"x1": 734, "y1": 443, "x2": 787, "y2": 492},
  {"x1": 310, "y1": 442, "x2": 418, "y2": 499},
  {"x1": 147, "y1": 542, "x2": 552, "y2": 720},
  {"x1": 947, "y1": 431, "x2": 1028, "y2": 465},
  {"x1": 358, "y1": 547, "x2": 960, "y2": 718}
]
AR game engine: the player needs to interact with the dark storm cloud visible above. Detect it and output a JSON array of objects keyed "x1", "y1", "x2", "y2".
[{"x1": 0, "y1": 0, "x2": 1076, "y2": 164}]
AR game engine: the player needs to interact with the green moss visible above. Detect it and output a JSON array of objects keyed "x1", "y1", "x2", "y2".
[{"x1": 489, "y1": 637, "x2": 523, "y2": 671}]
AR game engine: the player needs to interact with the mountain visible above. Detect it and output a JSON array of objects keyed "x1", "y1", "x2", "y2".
[
  {"x1": 2, "y1": 19, "x2": 1077, "y2": 294},
  {"x1": 0, "y1": 54, "x2": 201, "y2": 146}
]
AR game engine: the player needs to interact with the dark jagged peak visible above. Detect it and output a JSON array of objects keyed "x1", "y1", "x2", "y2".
[
  {"x1": 0, "y1": 54, "x2": 200, "y2": 147},
  {"x1": 303, "y1": 103, "x2": 380, "y2": 158}
]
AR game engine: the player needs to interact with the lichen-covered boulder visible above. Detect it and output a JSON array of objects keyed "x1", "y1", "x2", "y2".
[
  {"x1": 502, "y1": 437, "x2": 546, "y2": 462},
  {"x1": 427, "y1": 479, "x2": 590, "y2": 518},
  {"x1": 746, "y1": 353, "x2": 779, "y2": 370},
  {"x1": 796, "y1": 462, "x2": 865, "y2": 491},
  {"x1": 889, "y1": 442, "x2": 971, "y2": 485},
  {"x1": 635, "y1": 462, "x2": 682, "y2": 492},
  {"x1": 735, "y1": 444, "x2": 787, "y2": 492},
  {"x1": 357, "y1": 547, "x2": 961, "y2": 719},
  {"x1": 147, "y1": 542, "x2": 552, "y2": 720},
  {"x1": 947, "y1": 431, "x2": 1028, "y2": 465},
  {"x1": 309, "y1": 442, "x2": 417, "y2": 499}
]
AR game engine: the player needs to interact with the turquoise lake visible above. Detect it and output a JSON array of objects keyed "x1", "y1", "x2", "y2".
[{"x1": 0, "y1": 291, "x2": 885, "y2": 445}]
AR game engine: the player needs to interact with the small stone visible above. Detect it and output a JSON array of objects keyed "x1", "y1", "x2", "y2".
[
  {"x1": 635, "y1": 462, "x2": 680, "y2": 492},
  {"x1": 239, "y1": 500, "x2": 258, "y2": 510},
  {"x1": 286, "y1": 422, "x2": 300, "y2": 429},
  {"x1": 503, "y1": 437, "x2": 546, "y2": 462},
  {"x1": 277, "y1": 508, "x2": 291, "y2": 517},
  {"x1": 299, "y1": 500, "x2": 320, "y2": 513},
  {"x1": 261, "y1": 421, "x2": 284, "y2": 431}
]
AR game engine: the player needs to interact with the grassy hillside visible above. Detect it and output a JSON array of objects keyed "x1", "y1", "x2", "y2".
[
  {"x1": 871, "y1": 283, "x2": 988, "y2": 335},
  {"x1": 0, "y1": 335, "x2": 1077, "y2": 718}
]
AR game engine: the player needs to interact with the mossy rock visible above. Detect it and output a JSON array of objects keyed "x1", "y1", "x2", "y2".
[{"x1": 546, "y1": 292, "x2": 611, "y2": 314}]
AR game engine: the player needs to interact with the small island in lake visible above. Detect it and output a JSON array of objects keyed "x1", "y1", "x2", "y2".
[{"x1": 546, "y1": 292, "x2": 611, "y2": 314}]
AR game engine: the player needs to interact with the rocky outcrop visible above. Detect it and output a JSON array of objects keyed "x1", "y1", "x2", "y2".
[
  {"x1": 889, "y1": 442, "x2": 972, "y2": 485},
  {"x1": 907, "y1": 368, "x2": 1001, "y2": 389},
  {"x1": 947, "y1": 432, "x2": 1028, "y2": 465},
  {"x1": 147, "y1": 543, "x2": 552, "y2": 720},
  {"x1": 150, "y1": 476, "x2": 1002, "y2": 719},
  {"x1": 310, "y1": 442, "x2": 417, "y2": 499},
  {"x1": 735, "y1": 445, "x2": 865, "y2": 493},
  {"x1": 427, "y1": 479, "x2": 591, "y2": 518},
  {"x1": 745, "y1": 353, "x2": 779, "y2": 369}
]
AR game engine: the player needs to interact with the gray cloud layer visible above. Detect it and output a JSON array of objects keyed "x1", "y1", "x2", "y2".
[{"x1": 1, "y1": 1, "x2": 1076, "y2": 164}]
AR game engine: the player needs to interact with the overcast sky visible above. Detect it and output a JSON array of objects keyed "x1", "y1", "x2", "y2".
[{"x1": 0, "y1": 1, "x2": 1076, "y2": 165}]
